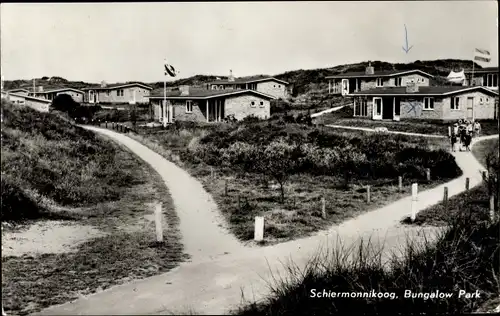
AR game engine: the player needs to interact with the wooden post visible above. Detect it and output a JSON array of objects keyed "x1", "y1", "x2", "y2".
[
  {"x1": 321, "y1": 197, "x2": 326, "y2": 219},
  {"x1": 398, "y1": 176, "x2": 403, "y2": 192},
  {"x1": 410, "y1": 183, "x2": 418, "y2": 222},
  {"x1": 482, "y1": 171, "x2": 487, "y2": 181},
  {"x1": 426, "y1": 168, "x2": 431, "y2": 181},
  {"x1": 366, "y1": 185, "x2": 371, "y2": 203},
  {"x1": 224, "y1": 179, "x2": 228, "y2": 196},
  {"x1": 465, "y1": 177, "x2": 470, "y2": 190},
  {"x1": 443, "y1": 187, "x2": 448, "y2": 203},
  {"x1": 105, "y1": 121, "x2": 108, "y2": 129},
  {"x1": 210, "y1": 166, "x2": 214, "y2": 179},
  {"x1": 254, "y1": 216, "x2": 264, "y2": 241},
  {"x1": 154, "y1": 202, "x2": 164, "y2": 243}
]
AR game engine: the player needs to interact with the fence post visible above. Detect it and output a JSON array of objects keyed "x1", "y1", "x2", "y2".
[
  {"x1": 410, "y1": 183, "x2": 418, "y2": 222},
  {"x1": 154, "y1": 202, "x2": 164, "y2": 243},
  {"x1": 426, "y1": 168, "x2": 431, "y2": 181},
  {"x1": 210, "y1": 166, "x2": 214, "y2": 179},
  {"x1": 254, "y1": 216, "x2": 264, "y2": 242},
  {"x1": 443, "y1": 186, "x2": 448, "y2": 204},
  {"x1": 366, "y1": 185, "x2": 371, "y2": 203},
  {"x1": 321, "y1": 197, "x2": 326, "y2": 219},
  {"x1": 465, "y1": 177, "x2": 470, "y2": 191},
  {"x1": 105, "y1": 121, "x2": 108, "y2": 129},
  {"x1": 398, "y1": 176, "x2": 403, "y2": 192}
]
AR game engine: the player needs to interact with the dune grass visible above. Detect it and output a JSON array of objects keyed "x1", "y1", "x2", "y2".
[{"x1": 1, "y1": 101, "x2": 185, "y2": 315}]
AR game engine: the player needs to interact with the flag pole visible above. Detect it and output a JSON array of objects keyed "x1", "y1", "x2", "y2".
[
  {"x1": 163, "y1": 58, "x2": 167, "y2": 127},
  {"x1": 471, "y1": 49, "x2": 475, "y2": 86}
]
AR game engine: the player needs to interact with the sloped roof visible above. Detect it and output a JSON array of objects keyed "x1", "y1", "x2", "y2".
[
  {"x1": 325, "y1": 69, "x2": 434, "y2": 79},
  {"x1": 464, "y1": 67, "x2": 499, "y2": 74},
  {"x1": 30, "y1": 87, "x2": 84, "y2": 94},
  {"x1": 207, "y1": 76, "x2": 289, "y2": 85},
  {"x1": 3, "y1": 91, "x2": 52, "y2": 103},
  {"x1": 81, "y1": 82, "x2": 153, "y2": 90},
  {"x1": 147, "y1": 88, "x2": 276, "y2": 100},
  {"x1": 351, "y1": 85, "x2": 499, "y2": 96}
]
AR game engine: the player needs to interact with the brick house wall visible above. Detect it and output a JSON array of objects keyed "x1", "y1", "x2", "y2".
[
  {"x1": 441, "y1": 91, "x2": 496, "y2": 120},
  {"x1": 256, "y1": 80, "x2": 288, "y2": 99},
  {"x1": 97, "y1": 86, "x2": 150, "y2": 104},
  {"x1": 399, "y1": 97, "x2": 443, "y2": 119},
  {"x1": 330, "y1": 73, "x2": 431, "y2": 94},
  {"x1": 26, "y1": 99, "x2": 50, "y2": 112},
  {"x1": 224, "y1": 94, "x2": 270, "y2": 120}
]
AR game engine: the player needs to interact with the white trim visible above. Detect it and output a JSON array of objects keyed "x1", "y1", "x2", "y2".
[
  {"x1": 373, "y1": 97, "x2": 383, "y2": 120},
  {"x1": 325, "y1": 69, "x2": 435, "y2": 79},
  {"x1": 185, "y1": 100, "x2": 193, "y2": 113},
  {"x1": 82, "y1": 83, "x2": 153, "y2": 91},
  {"x1": 450, "y1": 96, "x2": 460, "y2": 110},
  {"x1": 423, "y1": 97, "x2": 434, "y2": 110},
  {"x1": 352, "y1": 86, "x2": 499, "y2": 97},
  {"x1": 209, "y1": 77, "x2": 289, "y2": 85},
  {"x1": 376, "y1": 78, "x2": 384, "y2": 87}
]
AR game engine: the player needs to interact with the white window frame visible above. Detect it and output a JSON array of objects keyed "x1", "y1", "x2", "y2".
[
  {"x1": 423, "y1": 97, "x2": 434, "y2": 110},
  {"x1": 479, "y1": 97, "x2": 484, "y2": 104},
  {"x1": 395, "y1": 77, "x2": 403, "y2": 87},
  {"x1": 185, "y1": 100, "x2": 193, "y2": 113},
  {"x1": 451, "y1": 97, "x2": 460, "y2": 110},
  {"x1": 219, "y1": 85, "x2": 224, "y2": 90},
  {"x1": 376, "y1": 78, "x2": 384, "y2": 87},
  {"x1": 250, "y1": 101, "x2": 256, "y2": 107},
  {"x1": 259, "y1": 101, "x2": 265, "y2": 108}
]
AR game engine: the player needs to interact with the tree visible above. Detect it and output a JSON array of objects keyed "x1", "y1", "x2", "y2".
[
  {"x1": 255, "y1": 138, "x2": 303, "y2": 203},
  {"x1": 51, "y1": 94, "x2": 79, "y2": 113}
]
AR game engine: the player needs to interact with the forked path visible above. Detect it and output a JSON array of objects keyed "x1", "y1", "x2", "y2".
[{"x1": 34, "y1": 131, "x2": 498, "y2": 316}]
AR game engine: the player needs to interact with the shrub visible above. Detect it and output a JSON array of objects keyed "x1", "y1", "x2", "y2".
[{"x1": 0, "y1": 176, "x2": 42, "y2": 221}]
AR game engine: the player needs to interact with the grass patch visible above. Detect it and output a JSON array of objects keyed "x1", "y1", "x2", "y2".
[
  {"x1": 1, "y1": 101, "x2": 185, "y2": 315},
  {"x1": 472, "y1": 138, "x2": 499, "y2": 167},
  {"x1": 319, "y1": 107, "x2": 499, "y2": 137},
  {"x1": 107, "y1": 119, "x2": 460, "y2": 244},
  {"x1": 232, "y1": 215, "x2": 499, "y2": 315}
]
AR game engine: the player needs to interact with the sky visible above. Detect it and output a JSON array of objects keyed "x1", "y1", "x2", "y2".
[{"x1": 1, "y1": 1, "x2": 498, "y2": 83}]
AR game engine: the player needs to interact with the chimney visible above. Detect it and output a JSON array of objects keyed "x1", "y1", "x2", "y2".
[
  {"x1": 228, "y1": 69, "x2": 235, "y2": 82},
  {"x1": 365, "y1": 61, "x2": 374, "y2": 75},
  {"x1": 100, "y1": 81, "x2": 107, "y2": 88},
  {"x1": 406, "y1": 80, "x2": 419, "y2": 93},
  {"x1": 38, "y1": 86, "x2": 44, "y2": 92},
  {"x1": 179, "y1": 85, "x2": 190, "y2": 96}
]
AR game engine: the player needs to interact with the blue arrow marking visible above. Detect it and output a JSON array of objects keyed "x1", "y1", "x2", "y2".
[{"x1": 402, "y1": 24, "x2": 414, "y2": 54}]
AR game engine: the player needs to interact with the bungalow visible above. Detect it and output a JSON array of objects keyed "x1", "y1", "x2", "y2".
[
  {"x1": 5, "y1": 88, "x2": 30, "y2": 95},
  {"x1": 326, "y1": 63, "x2": 434, "y2": 96},
  {"x1": 28, "y1": 87, "x2": 85, "y2": 103},
  {"x1": 206, "y1": 71, "x2": 289, "y2": 99},
  {"x1": 147, "y1": 85, "x2": 276, "y2": 123},
  {"x1": 1, "y1": 91, "x2": 51, "y2": 112},
  {"x1": 464, "y1": 67, "x2": 498, "y2": 91},
  {"x1": 81, "y1": 82, "x2": 152, "y2": 105},
  {"x1": 350, "y1": 83, "x2": 499, "y2": 121}
]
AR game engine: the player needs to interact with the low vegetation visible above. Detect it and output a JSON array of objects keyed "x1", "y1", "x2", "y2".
[
  {"x1": 319, "y1": 106, "x2": 499, "y2": 136},
  {"x1": 109, "y1": 117, "x2": 460, "y2": 244},
  {"x1": 1, "y1": 100, "x2": 184, "y2": 315},
  {"x1": 232, "y1": 136, "x2": 499, "y2": 315}
]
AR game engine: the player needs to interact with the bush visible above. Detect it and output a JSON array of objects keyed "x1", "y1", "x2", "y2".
[{"x1": 1, "y1": 176, "x2": 42, "y2": 221}]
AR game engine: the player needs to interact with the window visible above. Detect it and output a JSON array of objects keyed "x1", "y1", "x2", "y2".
[
  {"x1": 106, "y1": 90, "x2": 110, "y2": 96},
  {"x1": 486, "y1": 97, "x2": 490, "y2": 103},
  {"x1": 273, "y1": 85, "x2": 276, "y2": 88},
  {"x1": 250, "y1": 101, "x2": 256, "y2": 107},
  {"x1": 451, "y1": 97, "x2": 460, "y2": 110},
  {"x1": 376, "y1": 78, "x2": 384, "y2": 87},
  {"x1": 219, "y1": 85, "x2": 224, "y2": 90},
  {"x1": 395, "y1": 77, "x2": 403, "y2": 87},
  {"x1": 278, "y1": 85, "x2": 281, "y2": 88},
  {"x1": 354, "y1": 98, "x2": 368, "y2": 116},
  {"x1": 259, "y1": 101, "x2": 264, "y2": 107},
  {"x1": 186, "y1": 100, "x2": 193, "y2": 113},
  {"x1": 423, "y1": 97, "x2": 434, "y2": 110},
  {"x1": 117, "y1": 89, "x2": 124, "y2": 97},
  {"x1": 212, "y1": 85, "x2": 218, "y2": 90},
  {"x1": 480, "y1": 97, "x2": 484, "y2": 104},
  {"x1": 484, "y1": 73, "x2": 499, "y2": 87}
]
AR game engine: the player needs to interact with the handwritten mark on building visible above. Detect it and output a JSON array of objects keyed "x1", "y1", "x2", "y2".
[{"x1": 402, "y1": 24, "x2": 414, "y2": 54}]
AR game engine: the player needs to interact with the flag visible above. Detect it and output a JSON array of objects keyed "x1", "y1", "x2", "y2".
[
  {"x1": 164, "y1": 62, "x2": 177, "y2": 77},
  {"x1": 446, "y1": 69, "x2": 466, "y2": 83},
  {"x1": 474, "y1": 48, "x2": 491, "y2": 63}
]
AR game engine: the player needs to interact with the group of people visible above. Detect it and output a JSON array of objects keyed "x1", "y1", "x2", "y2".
[{"x1": 449, "y1": 119, "x2": 481, "y2": 152}]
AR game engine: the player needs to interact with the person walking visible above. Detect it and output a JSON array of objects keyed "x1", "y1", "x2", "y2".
[
  {"x1": 467, "y1": 120, "x2": 474, "y2": 137},
  {"x1": 474, "y1": 120, "x2": 481, "y2": 137}
]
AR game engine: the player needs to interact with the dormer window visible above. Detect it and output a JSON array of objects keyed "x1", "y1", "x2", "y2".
[{"x1": 376, "y1": 78, "x2": 384, "y2": 87}]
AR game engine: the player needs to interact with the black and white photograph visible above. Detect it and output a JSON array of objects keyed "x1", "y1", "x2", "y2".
[{"x1": 1, "y1": 1, "x2": 499, "y2": 315}]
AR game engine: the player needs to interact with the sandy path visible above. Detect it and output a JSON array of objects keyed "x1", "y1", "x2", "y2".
[
  {"x1": 33, "y1": 132, "x2": 497, "y2": 315},
  {"x1": 82, "y1": 126, "x2": 246, "y2": 263}
]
